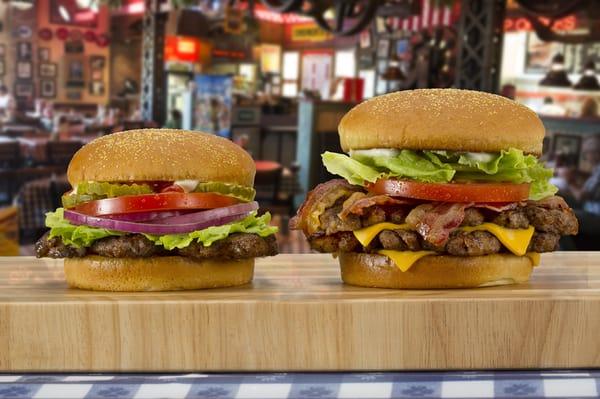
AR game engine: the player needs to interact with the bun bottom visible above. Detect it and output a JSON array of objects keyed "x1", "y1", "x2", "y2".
[
  {"x1": 339, "y1": 253, "x2": 535, "y2": 289},
  {"x1": 64, "y1": 256, "x2": 254, "y2": 291}
]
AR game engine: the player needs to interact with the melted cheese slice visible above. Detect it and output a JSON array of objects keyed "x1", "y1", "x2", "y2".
[
  {"x1": 353, "y1": 222, "x2": 410, "y2": 247},
  {"x1": 526, "y1": 252, "x2": 541, "y2": 267},
  {"x1": 460, "y1": 223, "x2": 535, "y2": 256},
  {"x1": 378, "y1": 250, "x2": 435, "y2": 272}
]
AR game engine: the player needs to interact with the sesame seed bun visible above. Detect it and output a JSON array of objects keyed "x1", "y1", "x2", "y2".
[
  {"x1": 64, "y1": 256, "x2": 254, "y2": 291},
  {"x1": 339, "y1": 252, "x2": 535, "y2": 289},
  {"x1": 339, "y1": 89, "x2": 545, "y2": 155},
  {"x1": 67, "y1": 129, "x2": 256, "y2": 187}
]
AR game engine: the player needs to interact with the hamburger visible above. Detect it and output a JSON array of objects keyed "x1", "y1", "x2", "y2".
[
  {"x1": 291, "y1": 89, "x2": 578, "y2": 289},
  {"x1": 36, "y1": 129, "x2": 278, "y2": 291}
]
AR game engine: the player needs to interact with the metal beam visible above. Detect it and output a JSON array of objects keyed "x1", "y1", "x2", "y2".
[
  {"x1": 140, "y1": 0, "x2": 166, "y2": 123},
  {"x1": 455, "y1": 0, "x2": 506, "y2": 92}
]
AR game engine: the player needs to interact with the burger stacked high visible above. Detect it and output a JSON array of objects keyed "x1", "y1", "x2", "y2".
[
  {"x1": 36, "y1": 129, "x2": 278, "y2": 291},
  {"x1": 292, "y1": 89, "x2": 578, "y2": 289}
]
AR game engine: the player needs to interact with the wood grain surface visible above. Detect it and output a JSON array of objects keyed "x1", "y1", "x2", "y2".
[{"x1": 1, "y1": 253, "x2": 599, "y2": 372}]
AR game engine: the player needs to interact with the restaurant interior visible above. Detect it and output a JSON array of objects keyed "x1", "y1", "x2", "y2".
[{"x1": 0, "y1": 0, "x2": 599, "y2": 256}]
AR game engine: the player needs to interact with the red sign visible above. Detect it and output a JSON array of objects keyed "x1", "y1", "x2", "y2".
[
  {"x1": 164, "y1": 36, "x2": 200, "y2": 63},
  {"x1": 212, "y1": 49, "x2": 246, "y2": 59},
  {"x1": 504, "y1": 15, "x2": 577, "y2": 32}
]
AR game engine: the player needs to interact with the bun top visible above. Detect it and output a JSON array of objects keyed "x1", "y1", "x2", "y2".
[
  {"x1": 338, "y1": 89, "x2": 545, "y2": 155},
  {"x1": 67, "y1": 129, "x2": 256, "y2": 186}
]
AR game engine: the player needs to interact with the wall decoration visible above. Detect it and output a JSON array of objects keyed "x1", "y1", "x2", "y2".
[
  {"x1": 89, "y1": 80, "x2": 105, "y2": 96},
  {"x1": 90, "y1": 55, "x2": 105, "y2": 70},
  {"x1": 17, "y1": 42, "x2": 32, "y2": 60},
  {"x1": 359, "y1": 29, "x2": 371, "y2": 49},
  {"x1": 66, "y1": 91, "x2": 82, "y2": 101},
  {"x1": 358, "y1": 52, "x2": 375, "y2": 69},
  {"x1": 15, "y1": 82, "x2": 34, "y2": 98},
  {"x1": 40, "y1": 80, "x2": 56, "y2": 98},
  {"x1": 96, "y1": 34, "x2": 110, "y2": 47},
  {"x1": 38, "y1": 28, "x2": 53, "y2": 41},
  {"x1": 16, "y1": 61, "x2": 32, "y2": 79},
  {"x1": 38, "y1": 48, "x2": 50, "y2": 62},
  {"x1": 65, "y1": 58, "x2": 85, "y2": 88},
  {"x1": 83, "y1": 30, "x2": 96, "y2": 43},
  {"x1": 14, "y1": 25, "x2": 32, "y2": 39},
  {"x1": 65, "y1": 39, "x2": 84, "y2": 54},
  {"x1": 377, "y1": 38, "x2": 390, "y2": 58},
  {"x1": 56, "y1": 27, "x2": 69, "y2": 41},
  {"x1": 40, "y1": 63, "x2": 57, "y2": 78},
  {"x1": 552, "y1": 134, "x2": 581, "y2": 162}
]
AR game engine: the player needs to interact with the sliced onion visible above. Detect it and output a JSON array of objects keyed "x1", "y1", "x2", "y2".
[
  {"x1": 151, "y1": 202, "x2": 258, "y2": 224},
  {"x1": 105, "y1": 210, "x2": 188, "y2": 222},
  {"x1": 63, "y1": 202, "x2": 259, "y2": 235}
]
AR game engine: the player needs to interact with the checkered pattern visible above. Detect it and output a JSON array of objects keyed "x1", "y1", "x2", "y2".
[
  {"x1": 1, "y1": 371, "x2": 599, "y2": 398},
  {"x1": 16, "y1": 177, "x2": 57, "y2": 232}
]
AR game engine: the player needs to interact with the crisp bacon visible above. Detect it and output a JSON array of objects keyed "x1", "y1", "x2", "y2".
[
  {"x1": 472, "y1": 202, "x2": 523, "y2": 212},
  {"x1": 289, "y1": 179, "x2": 361, "y2": 235},
  {"x1": 405, "y1": 203, "x2": 472, "y2": 246},
  {"x1": 339, "y1": 193, "x2": 413, "y2": 219}
]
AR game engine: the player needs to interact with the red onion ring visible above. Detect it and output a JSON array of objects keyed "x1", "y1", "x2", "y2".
[
  {"x1": 104, "y1": 210, "x2": 188, "y2": 222},
  {"x1": 64, "y1": 202, "x2": 259, "y2": 234}
]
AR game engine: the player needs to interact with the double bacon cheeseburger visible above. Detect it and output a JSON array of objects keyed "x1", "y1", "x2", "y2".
[
  {"x1": 36, "y1": 129, "x2": 278, "y2": 291},
  {"x1": 291, "y1": 89, "x2": 578, "y2": 289}
]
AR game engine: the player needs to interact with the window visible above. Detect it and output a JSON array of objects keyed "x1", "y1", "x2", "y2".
[
  {"x1": 334, "y1": 49, "x2": 356, "y2": 78},
  {"x1": 359, "y1": 69, "x2": 375, "y2": 99},
  {"x1": 282, "y1": 51, "x2": 299, "y2": 97}
]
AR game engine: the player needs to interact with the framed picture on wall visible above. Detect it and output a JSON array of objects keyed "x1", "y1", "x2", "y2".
[
  {"x1": 40, "y1": 80, "x2": 56, "y2": 98},
  {"x1": 65, "y1": 58, "x2": 85, "y2": 88},
  {"x1": 90, "y1": 55, "x2": 106, "y2": 70},
  {"x1": 17, "y1": 42, "x2": 32, "y2": 60},
  {"x1": 38, "y1": 48, "x2": 50, "y2": 62},
  {"x1": 16, "y1": 61, "x2": 32, "y2": 79},
  {"x1": 89, "y1": 80, "x2": 105, "y2": 96},
  {"x1": 14, "y1": 82, "x2": 34, "y2": 98},
  {"x1": 377, "y1": 38, "x2": 390, "y2": 58},
  {"x1": 359, "y1": 29, "x2": 371, "y2": 49},
  {"x1": 40, "y1": 63, "x2": 57, "y2": 77}
]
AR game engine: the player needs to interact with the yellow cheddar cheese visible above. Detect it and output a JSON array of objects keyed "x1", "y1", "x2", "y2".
[
  {"x1": 378, "y1": 250, "x2": 436, "y2": 272},
  {"x1": 460, "y1": 223, "x2": 535, "y2": 256},
  {"x1": 353, "y1": 222, "x2": 410, "y2": 247},
  {"x1": 526, "y1": 252, "x2": 541, "y2": 267}
]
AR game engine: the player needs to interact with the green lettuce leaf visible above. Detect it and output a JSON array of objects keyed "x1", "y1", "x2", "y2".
[
  {"x1": 45, "y1": 209, "x2": 278, "y2": 249},
  {"x1": 46, "y1": 208, "x2": 124, "y2": 247},
  {"x1": 322, "y1": 148, "x2": 557, "y2": 200},
  {"x1": 144, "y1": 212, "x2": 278, "y2": 250}
]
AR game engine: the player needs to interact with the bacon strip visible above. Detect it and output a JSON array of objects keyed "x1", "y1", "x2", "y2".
[
  {"x1": 339, "y1": 193, "x2": 413, "y2": 219},
  {"x1": 405, "y1": 203, "x2": 472, "y2": 246},
  {"x1": 289, "y1": 179, "x2": 361, "y2": 235}
]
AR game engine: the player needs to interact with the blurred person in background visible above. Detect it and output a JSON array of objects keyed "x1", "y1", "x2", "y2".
[
  {"x1": 0, "y1": 85, "x2": 16, "y2": 123},
  {"x1": 540, "y1": 96, "x2": 566, "y2": 116},
  {"x1": 569, "y1": 136, "x2": 600, "y2": 248},
  {"x1": 164, "y1": 109, "x2": 182, "y2": 129},
  {"x1": 580, "y1": 97, "x2": 598, "y2": 119}
]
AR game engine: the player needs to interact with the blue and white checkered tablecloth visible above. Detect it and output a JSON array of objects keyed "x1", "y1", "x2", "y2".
[{"x1": 1, "y1": 371, "x2": 599, "y2": 399}]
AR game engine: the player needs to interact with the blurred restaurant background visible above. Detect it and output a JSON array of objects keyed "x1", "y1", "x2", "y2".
[{"x1": 0, "y1": 0, "x2": 599, "y2": 255}]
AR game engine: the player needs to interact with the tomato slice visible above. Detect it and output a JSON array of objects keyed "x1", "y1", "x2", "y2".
[
  {"x1": 72, "y1": 192, "x2": 239, "y2": 216},
  {"x1": 367, "y1": 179, "x2": 530, "y2": 203}
]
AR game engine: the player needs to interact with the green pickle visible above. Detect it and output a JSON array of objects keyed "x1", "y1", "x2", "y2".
[{"x1": 62, "y1": 181, "x2": 255, "y2": 208}]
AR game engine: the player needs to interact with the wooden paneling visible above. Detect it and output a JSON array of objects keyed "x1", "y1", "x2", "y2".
[{"x1": 1, "y1": 253, "x2": 600, "y2": 371}]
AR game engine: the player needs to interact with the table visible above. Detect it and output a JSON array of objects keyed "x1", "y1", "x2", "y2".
[{"x1": 0, "y1": 370, "x2": 598, "y2": 398}]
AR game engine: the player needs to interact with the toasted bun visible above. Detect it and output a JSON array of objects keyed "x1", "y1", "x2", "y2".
[
  {"x1": 67, "y1": 129, "x2": 255, "y2": 186},
  {"x1": 339, "y1": 89, "x2": 544, "y2": 155},
  {"x1": 339, "y1": 252, "x2": 534, "y2": 289},
  {"x1": 64, "y1": 256, "x2": 254, "y2": 291}
]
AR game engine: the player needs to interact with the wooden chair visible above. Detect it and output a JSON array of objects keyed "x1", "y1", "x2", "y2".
[
  {"x1": 0, "y1": 141, "x2": 21, "y2": 168},
  {"x1": 45, "y1": 141, "x2": 83, "y2": 167},
  {"x1": 254, "y1": 161, "x2": 283, "y2": 207}
]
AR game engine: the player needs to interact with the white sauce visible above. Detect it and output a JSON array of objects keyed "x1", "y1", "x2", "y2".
[{"x1": 174, "y1": 180, "x2": 199, "y2": 193}]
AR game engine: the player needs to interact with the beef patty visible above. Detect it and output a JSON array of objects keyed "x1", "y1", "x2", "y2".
[{"x1": 36, "y1": 232, "x2": 278, "y2": 260}]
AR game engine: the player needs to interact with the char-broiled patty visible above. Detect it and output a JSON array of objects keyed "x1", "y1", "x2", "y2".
[
  {"x1": 36, "y1": 232, "x2": 278, "y2": 260},
  {"x1": 308, "y1": 229, "x2": 560, "y2": 255}
]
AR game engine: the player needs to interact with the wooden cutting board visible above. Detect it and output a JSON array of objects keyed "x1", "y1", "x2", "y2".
[{"x1": 1, "y1": 253, "x2": 599, "y2": 372}]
